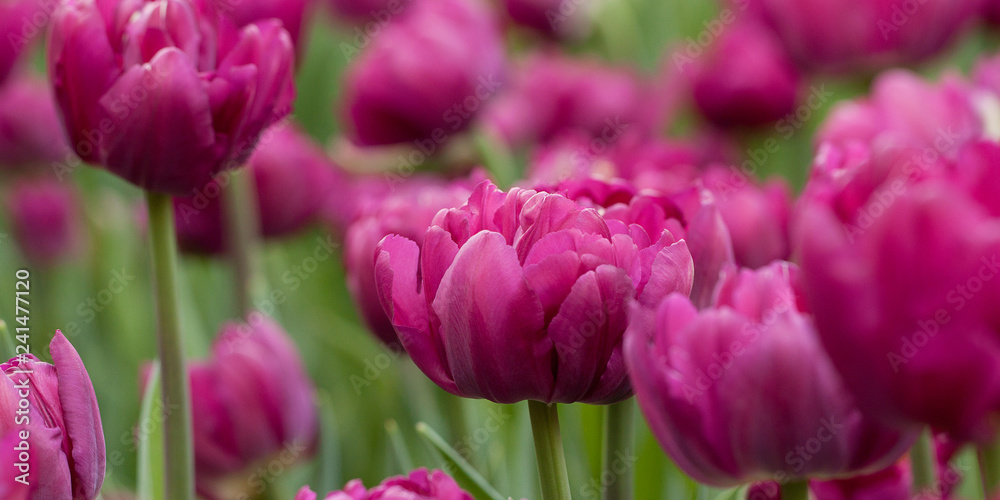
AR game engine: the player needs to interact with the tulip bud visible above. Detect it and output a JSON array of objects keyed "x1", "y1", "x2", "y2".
[
  {"x1": 625, "y1": 263, "x2": 916, "y2": 486},
  {"x1": 5, "y1": 179, "x2": 84, "y2": 268},
  {"x1": 375, "y1": 180, "x2": 694, "y2": 404},
  {"x1": 48, "y1": 0, "x2": 296, "y2": 194},
  {"x1": 342, "y1": 0, "x2": 505, "y2": 146},
  {"x1": 296, "y1": 468, "x2": 473, "y2": 499},
  {"x1": 0, "y1": 331, "x2": 106, "y2": 499}
]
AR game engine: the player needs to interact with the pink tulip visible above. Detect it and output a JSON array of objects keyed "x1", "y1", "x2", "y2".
[
  {"x1": 986, "y1": 0, "x2": 1000, "y2": 23},
  {"x1": 5, "y1": 179, "x2": 84, "y2": 267},
  {"x1": 211, "y1": 0, "x2": 310, "y2": 47},
  {"x1": 501, "y1": 0, "x2": 590, "y2": 38},
  {"x1": 326, "y1": 0, "x2": 396, "y2": 23},
  {"x1": 0, "y1": 0, "x2": 39, "y2": 85},
  {"x1": 0, "y1": 73, "x2": 74, "y2": 172},
  {"x1": 341, "y1": 0, "x2": 504, "y2": 146},
  {"x1": 296, "y1": 468, "x2": 473, "y2": 500},
  {"x1": 0, "y1": 332, "x2": 106, "y2": 499},
  {"x1": 48, "y1": 0, "x2": 296, "y2": 194},
  {"x1": 625, "y1": 262, "x2": 916, "y2": 486},
  {"x1": 375, "y1": 180, "x2": 694, "y2": 404}
]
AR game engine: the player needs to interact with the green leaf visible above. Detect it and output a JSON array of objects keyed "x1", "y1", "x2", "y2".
[
  {"x1": 136, "y1": 362, "x2": 164, "y2": 500},
  {"x1": 415, "y1": 422, "x2": 507, "y2": 500},
  {"x1": 312, "y1": 390, "x2": 343, "y2": 493},
  {"x1": 711, "y1": 485, "x2": 748, "y2": 500}
]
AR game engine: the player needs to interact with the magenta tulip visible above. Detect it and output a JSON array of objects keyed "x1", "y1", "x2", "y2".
[
  {"x1": 625, "y1": 262, "x2": 916, "y2": 486},
  {"x1": 326, "y1": 0, "x2": 396, "y2": 23},
  {"x1": 154, "y1": 316, "x2": 318, "y2": 498},
  {"x1": 0, "y1": 73, "x2": 74, "y2": 172},
  {"x1": 341, "y1": 0, "x2": 504, "y2": 146},
  {"x1": 296, "y1": 468, "x2": 473, "y2": 500},
  {"x1": 0, "y1": 332, "x2": 106, "y2": 499},
  {"x1": 501, "y1": 0, "x2": 590, "y2": 38},
  {"x1": 0, "y1": 0, "x2": 39, "y2": 85},
  {"x1": 797, "y1": 140, "x2": 1000, "y2": 442},
  {"x1": 48, "y1": 0, "x2": 296, "y2": 195},
  {"x1": 211, "y1": 0, "x2": 310, "y2": 47},
  {"x1": 743, "y1": 0, "x2": 981, "y2": 72},
  {"x1": 5, "y1": 179, "x2": 84, "y2": 267},
  {"x1": 375, "y1": 180, "x2": 694, "y2": 404},
  {"x1": 684, "y1": 20, "x2": 800, "y2": 128},
  {"x1": 987, "y1": 0, "x2": 1000, "y2": 23}
]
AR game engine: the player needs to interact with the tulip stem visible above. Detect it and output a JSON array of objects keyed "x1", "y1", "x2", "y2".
[
  {"x1": 602, "y1": 400, "x2": 634, "y2": 500},
  {"x1": 224, "y1": 169, "x2": 268, "y2": 317},
  {"x1": 528, "y1": 401, "x2": 572, "y2": 500},
  {"x1": 146, "y1": 192, "x2": 195, "y2": 500},
  {"x1": 978, "y1": 438, "x2": 1000, "y2": 497},
  {"x1": 780, "y1": 480, "x2": 809, "y2": 500},
  {"x1": 910, "y1": 428, "x2": 937, "y2": 495}
]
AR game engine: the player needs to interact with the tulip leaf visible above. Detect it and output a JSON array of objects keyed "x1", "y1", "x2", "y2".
[
  {"x1": 312, "y1": 390, "x2": 343, "y2": 493},
  {"x1": 711, "y1": 485, "x2": 748, "y2": 500},
  {"x1": 136, "y1": 362, "x2": 165, "y2": 500},
  {"x1": 415, "y1": 422, "x2": 507, "y2": 500}
]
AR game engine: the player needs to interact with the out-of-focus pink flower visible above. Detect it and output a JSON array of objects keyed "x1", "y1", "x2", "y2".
[
  {"x1": 683, "y1": 20, "x2": 800, "y2": 128},
  {"x1": 0, "y1": 73, "x2": 74, "y2": 172},
  {"x1": 344, "y1": 173, "x2": 480, "y2": 345},
  {"x1": 797, "y1": 140, "x2": 1000, "y2": 442},
  {"x1": 296, "y1": 468, "x2": 473, "y2": 500},
  {"x1": 5, "y1": 179, "x2": 84, "y2": 267},
  {"x1": 0, "y1": 0, "x2": 40, "y2": 85},
  {"x1": 149, "y1": 316, "x2": 318, "y2": 499},
  {"x1": 743, "y1": 0, "x2": 981, "y2": 73},
  {"x1": 48, "y1": 0, "x2": 296, "y2": 194},
  {"x1": 625, "y1": 262, "x2": 916, "y2": 486},
  {"x1": 326, "y1": 0, "x2": 396, "y2": 23},
  {"x1": 501, "y1": 0, "x2": 590, "y2": 38},
  {"x1": 986, "y1": 0, "x2": 1000, "y2": 23},
  {"x1": 174, "y1": 123, "x2": 343, "y2": 254},
  {"x1": 375, "y1": 180, "x2": 694, "y2": 404},
  {"x1": 342, "y1": 0, "x2": 504, "y2": 146},
  {"x1": 0, "y1": 332, "x2": 106, "y2": 499},
  {"x1": 211, "y1": 0, "x2": 310, "y2": 47}
]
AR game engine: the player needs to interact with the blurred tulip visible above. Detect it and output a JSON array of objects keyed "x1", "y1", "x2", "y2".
[
  {"x1": 48, "y1": 0, "x2": 296, "y2": 194},
  {"x1": 375, "y1": 180, "x2": 694, "y2": 404},
  {"x1": 501, "y1": 0, "x2": 590, "y2": 38},
  {"x1": 742, "y1": 0, "x2": 981, "y2": 73},
  {"x1": 211, "y1": 0, "x2": 310, "y2": 47},
  {"x1": 625, "y1": 262, "x2": 916, "y2": 486},
  {"x1": 342, "y1": 0, "x2": 504, "y2": 146},
  {"x1": 152, "y1": 316, "x2": 318, "y2": 499},
  {"x1": 0, "y1": 73, "x2": 74, "y2": 172},
  {"x1": 174, "y1": 123, "x2": 342, "y2": 254},
  {"x1": 5, "y1": 179, "x2": 84, "y2": 267},
  {"x1": 684, "y1": 20, "x2": 800, "y2": 128},
  {"x1": 0, "y1": 332, "x2": 106, "y2": 499},
  {"x1": 344, "y1": 173, "x2": 480, "y2": 345},
  {"x1": 0, "y1": 0, "x2": 39, "y2": 85},
  {"x1": 798, "y1": 141, "x2": 1000, "y2": 442},
  {"x1": 296, "y1": 468, "x2": 473, "y2": 499},
  {"x1": 987, "y1": 0, "x2": 1000, "y2": 23},
  {"x1": 326, "y1": 0, "x2": 395, "y2": 23}
]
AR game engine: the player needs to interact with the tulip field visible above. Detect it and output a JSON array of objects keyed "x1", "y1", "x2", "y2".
[{"x1": 3, "y1": 0, "x2": 1000, "y2": 498}]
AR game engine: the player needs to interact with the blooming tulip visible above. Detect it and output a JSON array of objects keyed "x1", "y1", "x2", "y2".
[
  {"x1": 625, "y1": 262, "x2": 916, "y2": 486},
  {"x1": 296, "y1": 468, "x2": 473, "y2": 500},
  {"x1": 742, "y1": 0, "x2": 981, "y2": 73},
  {"x1": 375, "y1": 180, "x2": 694, "y2": 404},
  {"x1": 341, "y1": 0, "x2": 504, "y2": 146},
  {"x1": 48, "y1": 0, "x2": 296, "y2": 194},
  {"x1": 0, "y1": 331, "x2": 106, "y2": 499},
  {"x1": 797, "y1": 140, "x2": 1000, "y2": 442},
  {"x1": 5, "y1": 179, "x2": 84, "y2": 267},
  {"x1": 149, "y1": 316, "x2": 318, "y2": 498}
]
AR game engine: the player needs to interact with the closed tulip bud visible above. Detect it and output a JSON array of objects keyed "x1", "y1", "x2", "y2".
[
  {"x1": 0, "y1": 74, "x2": 74, "y2": 172},
  {"x1": 742, "y1": 0, "x2": 980, "y2": 73},
  {"x1": 797, "y1": 140, "x2": 1000, "y2": 442},
  {"x1": 625, "y1": 262, "x2": 916, "y2": 486},
  {"x1": 296, "y1": 468, "x2": 473, "y2": 500},
  {"x1": 375, "y1": 180, "x2": 694, "y2": 404},
  {"x1": 342, "y1": 0, "x2": 505, "y2": 146},
  {"x1": 48, "y1": 0, "x2": 296, "y2": 194},
  {"x1": 0, "y1": 332, "x2": 106, "y2": 499},
  {"x1": 686, "y1": 20, "x2": 800, "y2": 128},
  {"x1": 150, "y1": 316, "x2": 318, "y2": 498},
  {"x1": 5, "y1": 179, "x2": 84, "y2": 267}
]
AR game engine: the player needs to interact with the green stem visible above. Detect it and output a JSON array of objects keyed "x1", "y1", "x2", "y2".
[
  {"x1": 224, "y1": 169, "x2": 267, "y2": 317},
  {"x1": 979, "y1": 437, "x2": 1000, "y2": 498},
  {"x1": 910, "y1": 428, "x2": 937, "y2": 495},
  {"x1": 602, "y1": 400, "x2": 634, "y2": 500},
  {"x1": 145, "y1": 192, "x2": 194, "y2": 500},
  {"x1": 780, "y1": 480, "x2": 810, "y2": 500},
  {"x1": 473, "y1": 128, "x2": 519, "y2": 189},
  {"x1": 527, "y1": 401, "x2": 572, "y2": 500}
]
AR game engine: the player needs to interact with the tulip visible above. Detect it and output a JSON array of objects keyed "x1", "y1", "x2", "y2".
[
  {"x1": 684, "y1": 20, "x2": 800, "y2": 128},
  {"x1": 5, "y1": 179, "x2": 84, "y2": 267},
  {"x1": 0, "y1": 0, "x2": 39, "y2": 85},
  {"x1": 797, "y1": 140, "x2": 1000, "y2": 442},
  {"x1": 625, "y1": 262, "x2": 916, "y2": 486},
  {"x1": 296, "y1": 468, "x2": 473, "y2": 500},
  {"x1": 341, "y1": 0, "x2": 505, "y2": 146},
  {"x1": 987, "y1": 0, "x2": 1000, "y2": 23},
  {"x1": 501, "y1": 0, "x2": 590, "y2": 38},
  {"x1": 0, "y1": 331, "x2": 106, "y2": 499},
  {"x1": 48, "y1": 0, "x2": 296, "y2": 195},
  {"x1": 149, "y1": 316, "x2": 318, "y2": 498},
  {"x1": 326, "y1": 0, "x2": 397, "y2": 23},
  {"x1": 211, "y1": 0, "x2": 310, "y2": 47},
  {"x1": 0, "y1": 73, "x2": 74, "y2": 172},
  {"x1": 344, "y1": 174, "x2": 480, "y2": 345},
  {"x1": 375, "y1": 180, "x2": 694, "y2": 404},
  {"x1": 742, "y1": 0, "x2": 981, "y2": 73},
  {"x1": 173, "y1": 123, "x2": 343, "y2": 254}
]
